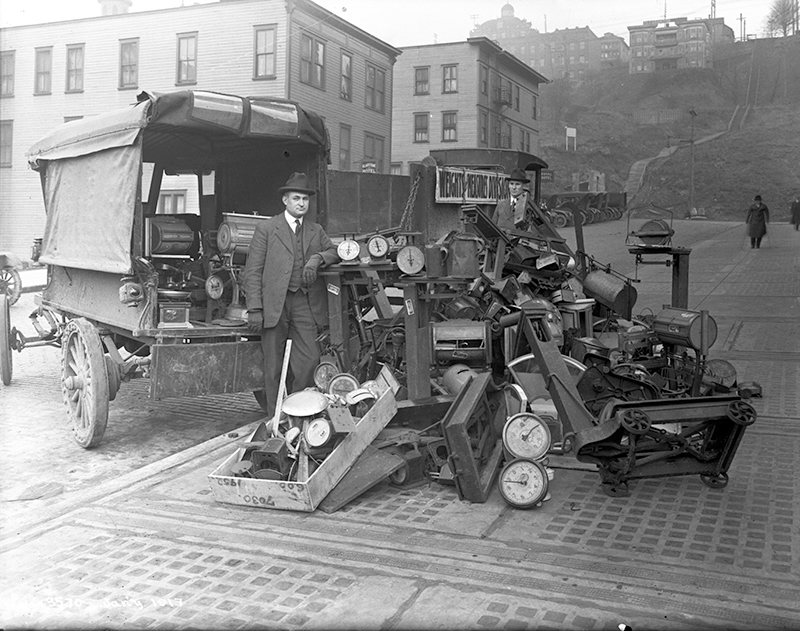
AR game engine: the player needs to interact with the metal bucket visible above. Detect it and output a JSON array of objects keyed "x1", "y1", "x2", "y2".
[
  {"x1": 582, "y1": 270, "x2": 637, "y2": 319},
  {"x1": 441, "y1": 364, "x2": 478, "y2": 394},
  {"x1": 445, "y1": 233, "x2": 481, "y2": 278},
  {"x1": 653, "y1": 307, "x2": 717, "y2": 350},
  {"x1": 424, "y1": 244, "x2": 448, "y2": 278}
]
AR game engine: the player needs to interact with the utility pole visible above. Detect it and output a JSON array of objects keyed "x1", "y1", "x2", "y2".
[
  {"x1": 689, "y1": 109, "x2": 697, "y2": 214},
  {"x1": 738, "y1": 13, "x2": 744, "y2": 41}
]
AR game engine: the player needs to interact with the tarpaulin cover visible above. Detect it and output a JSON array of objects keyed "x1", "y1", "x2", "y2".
[
  {"x1": 38, "y1": 144, "x2": 141, "y2": 274},
  {"x1": 27, "y1": 90, "x2": 329, "y2": 274}
]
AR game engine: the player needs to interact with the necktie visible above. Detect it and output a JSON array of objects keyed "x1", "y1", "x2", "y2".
[
  {"x1": 511, "y1": 198, "x2": 516, "y2": 211},
  {"x1": 294, "y1": 219, "x2": 302, "y2": 233}
]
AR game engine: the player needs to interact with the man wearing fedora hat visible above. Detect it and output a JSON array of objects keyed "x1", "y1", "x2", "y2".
[
  {"x1": 492, "y1": 168, "x2": 531, "y2": 230},
  {"x1": 243, "y1": 172, "x2": 339, "y2": 417},
  {"x1": 745, "y1": 194, "x2": 769, "y2": 249}
]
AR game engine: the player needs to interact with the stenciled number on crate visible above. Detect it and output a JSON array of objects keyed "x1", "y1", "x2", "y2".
[{"x1": 243, "y1": 494, "x2": 276, "y2": 507}]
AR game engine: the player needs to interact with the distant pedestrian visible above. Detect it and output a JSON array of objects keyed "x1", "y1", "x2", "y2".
[
  {"x1": 791, "y1": 194, "x2": 800, "y2": 231},
  {"x1": 745, "y1": 195, "x2": 769, "y2": 249}
]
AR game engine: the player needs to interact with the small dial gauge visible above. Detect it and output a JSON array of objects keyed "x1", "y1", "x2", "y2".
[
  {"x1": 337, "y1": 239, "x2": 361, "y2": 262},
  {"x1": 367, "y1": 234, "x2": 390, "y2": 259},
  {"x1": 502, "y1": 412, "x2": 552, "y2": 461},
  {"x1": 328, "y1": 373, "x2": 360, "y2": 400},
  {"x1": 313, "y1": 361, "x2": 339, "y2": 391},
  {"x1": 497, "y1": 458, "x2": 549, "y2": 508},
  {"x1": 205, "y1": 274, "x2": 226, "y2": 300},
  {"x1": 396, "y1": 245, "x2": 425, "y2": 275},
  {"x1": 304, "y1": 417, "x2": 333, "y2": 448}
]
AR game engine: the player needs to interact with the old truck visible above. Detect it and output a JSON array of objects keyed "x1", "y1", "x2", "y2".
[{"x1": 1, "y1": 89, "x2": 330, "y2": 447}]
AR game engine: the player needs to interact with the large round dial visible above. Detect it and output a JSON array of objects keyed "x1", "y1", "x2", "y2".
[
  {"x1": 337, "y1": 239, "x2": 361, "y2": 262},
  {"x1": 304, "y1": 417, "x2": 333, "y2": 448},
  {"x1": 314, "y1": 361, "x2": 339, "y2": 391},
  {"x1": 396, "y1": 245, "x2": 425, "y2": 275},
  {"x1": 205, "y1": 274, "x2": 226, "y2": 300},
  {"x1": 502, "y1": 412, "x2": 551, "y2": 461},
  {"x1": 328, "y1": 373, "x2": 359, "y2": 400},
  {"x1": 498, "y1": 458, "x2": 549, "y2": 508},
  {"x1": 367, "y1": 235, "x2": 390, "y2": 259}
]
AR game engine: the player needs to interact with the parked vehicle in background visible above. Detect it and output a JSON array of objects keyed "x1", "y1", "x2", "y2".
[{"x1": 0, "y1": 252, "x2": 23, "y2": 306}]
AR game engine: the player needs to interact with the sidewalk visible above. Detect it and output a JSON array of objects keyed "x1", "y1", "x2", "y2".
[{"x1": 1, "y1": 222, "x2": 799, "y2": 630}]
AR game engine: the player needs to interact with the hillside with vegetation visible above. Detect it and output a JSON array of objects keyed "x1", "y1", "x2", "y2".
[{"x1": 537, "y1": 35, "x2": 800, "y2": 221}]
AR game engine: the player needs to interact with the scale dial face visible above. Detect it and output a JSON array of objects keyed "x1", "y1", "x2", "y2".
[
  {"x1": 498, "y1": 458, "x2": 549, "y2": 508},
  {"x1": 502, "y1": 412, "x2": 551, "y2": 461},
  {"x1": 304, "y1": 417, "x2": 333, "y2": 448},
  {"x1": 205, "y1": 274, "x2": 226, "y2": 300},
  {"x1": 314, "y1": 361, "x2": 339, "y2": 391},
  {"x1": 337, "y1": 239, "x2": 361, "y2": 262},
  {"x1": 367, "y1": 235, "x2": 390, "y2": 259},
  {"x1": 328, "y1": 373, "x2": 360, "y2": 400},
  {"x1": 396, "y1": 245, "x2": 425, "y2": 275}
]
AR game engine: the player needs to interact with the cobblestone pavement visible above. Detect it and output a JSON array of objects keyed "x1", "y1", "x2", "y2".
[{"x1": 1, "y1": 220, "x2": 799, "y2": 630}]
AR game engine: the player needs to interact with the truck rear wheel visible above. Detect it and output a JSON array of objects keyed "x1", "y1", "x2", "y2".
[
  {"x1": 61, "y1": 318, "x2": 109, "y2": 448},
  {"x1": 0, "y1": 295, "x2": 12, "y2": 385}
]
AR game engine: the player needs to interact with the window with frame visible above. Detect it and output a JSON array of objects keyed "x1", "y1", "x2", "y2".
[
  {"x1": 340, "y1": 52, "x2": 352, "y2": 100},
  {"x1": 442, "y1": 64, "x2": 457, "y2": 93},
  {"x1": 442, "y1": 112, "x2": 457, "y2": 142},
  {"x1": 158, "y1": 191, "x2": 186, "y2": 214},
  {"x1": 254, "y1": 26, "x2": 276, "y2": 79},
  {"x1": 532, "y1": 95, "x2": 538, "y2": 120},
  {"x1": 480, "y1": 65, "x2": 488, "y2": 95},
  {"x1": 414, "y1": 67, "x2": 429, "y2": 95},
  {"x1": 0, "y1": 120, "x2": 12, "y2": 167},
  {"x1": 479, "y1": 111, "x2": 488, "y2": 145},
  {"x1": 66, "y1": 45, "x2": 84, "y2": 93},
  {"x1": 414, "y1": 113, "x2": 429, "y2": 143},
  {"x1": 363, "y1": 132, "x2": 384, "y2": 173},
  {"x1": 177, "y1": 33, "x2": 197, "y2": 84},
  {"x1": 35, "y1": 48, "x2": 52, "y2": 95},
  {"x1": 492, "y1": 117, "x2": 501, "y2": 147},
  {"x1": 390, "y1": 163, "x2": 402, "y2": 176},
  {"x1": 119, "y1": 39, "x2": 138, "y2": 89},
  {"x1": 365, "y1": 63, "x2": 385, "y2": 113},
  {"x1": 1, "y1": 51, "x2": 14, "y2": 97},
  {"x1": 339, "y1": 124, "x2": 351, "y2": 170},
  {"x1": 300, "y1": 34, "x2": 325, "y2": 89},
  {"x1": 525, "y1": 131, "x2": 531, "y2": 153},
  {"x1": 502, "y1": 122, "x2": 511, "y2": 148},
  {"x1": 513, "y1": 85, "x2": 520, "y2": 111}
]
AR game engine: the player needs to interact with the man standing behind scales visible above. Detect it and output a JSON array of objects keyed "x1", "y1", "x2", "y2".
[
  {"x1": 243, "y1": 173, "x2": 339, "y2": 418},
  {"x1": 491, "y1": 168, "x2": 531, "y2": 231}
]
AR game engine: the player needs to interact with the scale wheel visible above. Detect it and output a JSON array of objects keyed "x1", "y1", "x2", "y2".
[
  {"x1": 601, "y1": 481, "x2": 629, "y2": 497},
  {"x1": 0, "y1": 294, "x2": 12, "y2": 385},
  {"x1": 619, "y1": 408, "x2": 651, "y2": 435},
  {"x1": 700, "y1": 472, "x2": 729, "y2": 489},
  {"x1": 61, "y1": 318, "x2": 110, "y2": 448},
  {"x1": 387, "y1": 448, "x2": 409, "y2": 486},
  {"x1": 727, "y1": 400, "x2": 756, "y2": 426}
]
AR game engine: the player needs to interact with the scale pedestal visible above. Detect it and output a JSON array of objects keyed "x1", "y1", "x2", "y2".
[{"x1": 628, "y1": 246, "x2": 691, "y2": 309}]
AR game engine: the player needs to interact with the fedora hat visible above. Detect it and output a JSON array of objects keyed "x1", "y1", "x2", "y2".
[
  {"x1": 754, "y1": 195, "x2": 762, "y2": 201},
  {"x1": 507, "y1": 168, "x2": 530, "y2": 183},
  {"x1": 279, "y1": 172, "x2": 316, "y2": 195}
]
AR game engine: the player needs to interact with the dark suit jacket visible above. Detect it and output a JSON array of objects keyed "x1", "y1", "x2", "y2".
[
  {"x1": 243, "y1": 215, "x2": 339, "y2": 328},
  {"x1": 491, "y1": 192, "x2": 529, "y2": 230}
]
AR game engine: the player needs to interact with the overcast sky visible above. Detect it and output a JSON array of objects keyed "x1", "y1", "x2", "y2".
[{"x1": 0, "y1": 0, "x2": 773, "y2": 45}]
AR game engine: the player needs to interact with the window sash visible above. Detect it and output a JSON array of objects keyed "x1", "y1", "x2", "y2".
[
  {"x1": 340, "y1": 52, "x2": 352, "y2": 100},
  {"x1": 414, "y1": 67, "x2": 429, "y2": 95},
  {"x1": 442, "y1": 112, "x2": 457, "y2": 141},
  {"x1": 1, "y1": 52, "x2": 14, "y2": 96},
  {"x1": 120, "y1": 41, "x2": 138, "y2": 88},
  {"x1": 255, "y1": 27, "x2": 276, "y2": 78},
  {"x1": 339, "y1": 125, "x2": 351, "y2": 170},
  {"x1": 35, "y1": 49, "x2": 52, "y2": 94},
  {"x1": 414, "y1": 114, "x2": 428, "y2": 142},
  {"x1": 442, "y1": 65, "x2": 457, "y2": 93},
  {"x1": 0, "y1": 120, "x2": 12, "y2": 166},
  {"x1": 66, "y1": 46, "x2": 84, "y2": 92},
  {"x1": 300, "y1": 35, "x2": 325, "y2": 89},
  {"x1": 365, "y1": 64, "x2": 385, "y2": 112},
  {"x1": 364, "y1": 133, "x2": 384, "y2": 172},
  {"x1": 177, "y1": 35, "x2": 197, "y2": 83}
]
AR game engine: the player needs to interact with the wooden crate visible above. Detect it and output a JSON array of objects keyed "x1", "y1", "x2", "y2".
[{"x1": 209, "y1": 366, "x2": 400, "y2": 512}]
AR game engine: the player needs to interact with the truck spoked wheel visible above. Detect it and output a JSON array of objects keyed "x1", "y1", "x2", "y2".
[
  {"x1": 0, "y1": 295, "x2": 12, "y2": 385},
  {"x1": 0, "y1": 267, "x2": 22, "y2": 307},
  {"x1": 61, "y1": 318, "x2": 110, "y2": 448}
]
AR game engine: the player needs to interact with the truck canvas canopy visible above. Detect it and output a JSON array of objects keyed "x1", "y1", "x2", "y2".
[{"x1": 27, "y1": 90, "x2": 329, "y2": 274}]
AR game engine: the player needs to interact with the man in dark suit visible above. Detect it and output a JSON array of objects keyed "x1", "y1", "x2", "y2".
[
  {"x1": 491, "y1": 168, "x2": 531, "y2": 230},
  {"x1": 243, "y1": 172, "x2": 339, "y2": 417}
]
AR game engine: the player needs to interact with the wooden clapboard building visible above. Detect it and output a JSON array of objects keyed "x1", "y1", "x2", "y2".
[{"x1": 0, "y1": 0, "x2": 400, "y2": 256}]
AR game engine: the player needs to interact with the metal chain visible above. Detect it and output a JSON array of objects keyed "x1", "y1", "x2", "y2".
[{"x1": 399, "y1": 172, "x2": 422, "y2": 232}]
